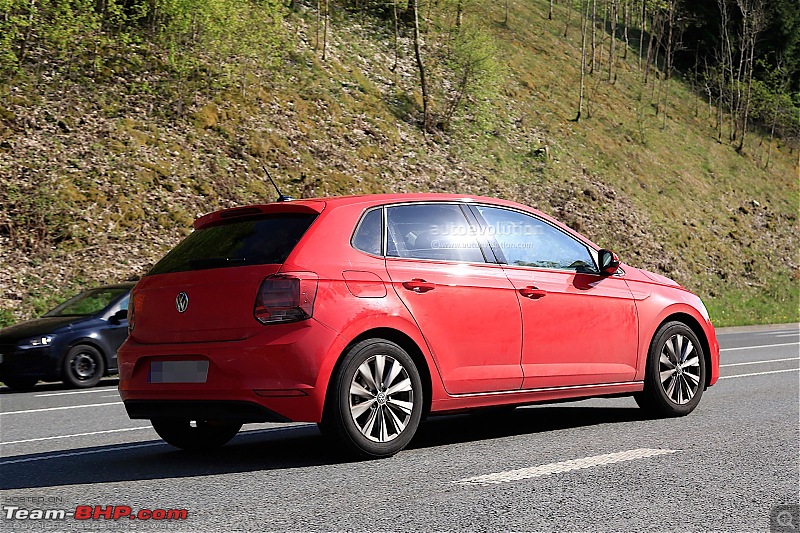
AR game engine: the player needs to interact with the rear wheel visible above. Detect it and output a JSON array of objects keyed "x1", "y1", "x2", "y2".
[
  {"x1": 151, "y1": 419, "x2": 242, "y2": 450},
  {"x1": 635, "y1": 321, "x2": 706, "y2": 417},
  {"x1": 2, "y1": 377, "x2": 38, "y2": 391},
  {"x1": 324, "y1": 339, "x2": 423, "y2": 458},
  {"x1": 62, "y1": 344, "x2": 105, "y2": 388}
]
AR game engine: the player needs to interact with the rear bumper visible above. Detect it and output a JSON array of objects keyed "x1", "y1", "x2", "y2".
[
  {"x1": 124, "y1": 400, "x2": 292, "y2": 423},
  {"x1": 117, "y1": 319, "x2": 340, "y2": 423}
]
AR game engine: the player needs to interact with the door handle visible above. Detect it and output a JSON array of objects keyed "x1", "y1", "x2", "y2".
[
  {"x1": 402, "y1": 279, "x2": 435, "y2": 293},
  {"x1": 519, "y1": 286, "x2": 547, "y2": 299}
]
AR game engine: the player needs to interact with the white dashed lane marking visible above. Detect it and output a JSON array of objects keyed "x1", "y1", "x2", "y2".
[
  {"x1": 720, "y1": 342, "x2": 799, "y2": 352},
  {"x1": 454, "y1": 448, "x2": 678, "y2": 486}
]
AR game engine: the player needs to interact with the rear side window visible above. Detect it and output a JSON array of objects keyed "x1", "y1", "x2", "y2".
[
  {"x1": 386, "y1": 204, "x2": 486, "y2": 263},
  {"x1": 147, "y1": 214, "x2": 317, "y2": 275},
  {"x1": 351, "y1": 208, "x2": 383, "y2": 256}
]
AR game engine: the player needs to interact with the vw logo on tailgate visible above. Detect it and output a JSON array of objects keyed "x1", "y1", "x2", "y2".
[{"x1": 175, "y1": 292, "x2": 189, "y2": 313}]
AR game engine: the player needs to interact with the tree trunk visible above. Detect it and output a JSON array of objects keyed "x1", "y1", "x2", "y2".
[
  {"x1": 322, "y1": 0, "x2": 329, "y2": 61},
  {"x1": 609, "y1": 0, "x2": 617, "y2": 82},
  {"x1": 590, "y1": 0, "x2": 597, "y2": 74},
  {"x1": 575, "y1": 0, "x2": 591, "y2": 121},
  {"x1": 661, "y1": 0, "x2": 674, "y2": 130},
  {"x1": 564, "y1": 0, "x2": 574, "y2": 38},
  {"x1": 392, "y1": 0, "x2": 399, "y2": 74},
  {"x1": 315, "y1": 0, "x2": 321, "y2": 52},
  {"x1": 549, "y1": 0, "x2": 553, "y2": 20},
  {"x1": 410, "y1": 0, "x2": 431, "y2": 132},
  {"x1": 622, "y1": 0, "x2": 629, "y2": 60}
]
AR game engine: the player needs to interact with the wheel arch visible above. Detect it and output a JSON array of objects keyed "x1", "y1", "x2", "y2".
[
  {"x1": 64, "y1": 339, "x2": 109, "y2": 374},
  {"x1": 654, "y1": 312, "x2": 713, "y2": 388},
  {"x1": 323, "y1": 327, "x2": 434, "y2": 421}
]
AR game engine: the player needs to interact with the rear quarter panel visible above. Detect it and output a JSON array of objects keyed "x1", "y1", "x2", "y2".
[{"x1": 280, "y1": 201, "x2": 449, "y2": 407}]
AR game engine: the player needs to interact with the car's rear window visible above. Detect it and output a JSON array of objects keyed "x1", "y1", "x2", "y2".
[{"x1": 147, "y1": 214, "x2": 317, "y2": 276}]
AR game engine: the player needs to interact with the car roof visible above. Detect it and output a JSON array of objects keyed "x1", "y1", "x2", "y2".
[{"x1": 194, "y1": 193, "x2": 544, "y2": 229}]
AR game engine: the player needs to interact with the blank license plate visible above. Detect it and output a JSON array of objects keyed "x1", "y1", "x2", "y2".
[{"x1": 149, "y1": 360, "x2": 209, "y2": 383}]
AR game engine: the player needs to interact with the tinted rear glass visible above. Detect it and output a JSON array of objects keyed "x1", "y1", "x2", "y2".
[{"x1": 147, "y1": 214, "x2": 317, "y2": 276}]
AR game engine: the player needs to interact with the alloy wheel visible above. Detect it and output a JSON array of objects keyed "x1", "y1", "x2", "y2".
[{"x1": 348, "y1": 354, "x2": 414, "y2": 443}]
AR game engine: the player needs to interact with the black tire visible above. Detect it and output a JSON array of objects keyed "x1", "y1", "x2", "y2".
[
  {"x1": 151, "y1": 419, "x2": 242, "y2": 451},
  {"x1": 635, "y1": 321, "x2": 706, "y2": 417},
  {"x1": 62, "y1": 344, "x2": 105, "y2": 388},
  {"x1": 2, "y1": 377, "x2": 38, "y2": 391},
  {"x1": 324, "y1": 339, "x2": 424, "y2": 459}
]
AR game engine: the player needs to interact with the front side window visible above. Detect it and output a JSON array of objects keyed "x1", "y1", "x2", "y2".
[
  {"x1": 475, "y1": 206, "x2": 596, "y2": 271},
  {"x1": 45, "y1": 288, "x2": 130, "y2": 317},
  {"x1": 386, "y1": 204, "x2": 486, "y2": 263}
]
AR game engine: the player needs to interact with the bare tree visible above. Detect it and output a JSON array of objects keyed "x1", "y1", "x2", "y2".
[
  {"x1": 736, "y1": 0, "x2": 766, "y2": 152},
  {"x1": 575, "y1": 0, "x2": 592, "y2": 121},
  {"x1": 410, "y1": 0, "x2": 431, "y2": 132},
  {"x1": 590, "y1": 0, "x2": 597, "y2": 74},
  {"x1": 391, "y1": 0, "x2": 400, "y2": 74},
  {"x1": 622, "y1": 0, "x2": 629, "y2": 60},
  {"x1": 608, "y1": 0, "x2": 617, "y2": 82},
  {"x1": 549, "y1": 0, "x2": 554, "y2": 20},
  {"x1": 564, "y1": 0, "x2": 574, "y2": 38},
  {"x1": 322, "y1": 0, "x2": 329, "y2": 61},
  {"x1": 660, "y1": 0, "x2": 677, "y2": 129}
]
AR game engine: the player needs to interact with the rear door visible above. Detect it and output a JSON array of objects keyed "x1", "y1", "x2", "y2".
[
  {"x1": 131, "y1": 212, "x2": 317, "y2": 344},
  {"x1": 471, "y1": 205, "x2": 639, "y2": 389},
  {"x1": 383, "y1": 203, "x2": 523, "y2": 395}
]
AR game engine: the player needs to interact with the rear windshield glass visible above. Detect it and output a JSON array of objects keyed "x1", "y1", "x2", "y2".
[{"x1": 147, "y1": 214, "x2": 317, "y2": 276}]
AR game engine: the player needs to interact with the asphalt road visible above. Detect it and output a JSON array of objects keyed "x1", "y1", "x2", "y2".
[{"x1": 0, "y1": 324, "x2": 798, "y2": 532}]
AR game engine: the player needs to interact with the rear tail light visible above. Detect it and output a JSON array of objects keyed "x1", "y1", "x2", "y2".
[
  {"x1": 254, "y1": 272, "x2": 319, "y2": 324},
  {"x1": 128, "y1": 295, "x2": 136, "y2": 333}
]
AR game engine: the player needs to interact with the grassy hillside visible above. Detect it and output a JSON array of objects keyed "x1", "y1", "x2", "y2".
[{"x1": 0, "y1": 1, "x2": 797, "y2": 327}]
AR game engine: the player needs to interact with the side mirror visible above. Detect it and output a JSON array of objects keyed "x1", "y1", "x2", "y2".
[
  {"x1": 109, "y1": 309, "x2": 128, "y2": 324},
  {"x1": 598, "y1": 249, "x2": 620, "y2": 275}
]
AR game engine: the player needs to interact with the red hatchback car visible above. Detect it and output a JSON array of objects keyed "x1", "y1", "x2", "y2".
[{"x1": 118, "y1": 193, "x2": 719, "y2": 457}]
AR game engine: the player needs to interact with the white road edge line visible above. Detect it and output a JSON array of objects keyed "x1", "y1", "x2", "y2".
[
  {"x1": 720, "y1": 342, "x2": 799, "y2": 352},
  {"x1": 3, "y1": 427, "x2": 152, "y2": 445},
  {"x1": 720, "y1": 357, "x2": 800, "y2": 367},
  {"x1": 35, "y1": 388, "x2": 118, "y2": 398},
  {"x1": 0, "y1": 425, "x2": 316, "y2": 465},
  {"x1": 0, "y1": 442, "x2": 166, "y2": 465},
  {"x1": 1, "y1": 402, "x2": 122, "y2": 416},
  {"x1": 454, "y1": 448, "x2": 678, "y2": 486},
  {"x1": 719, "y1": 368, "x2": 799, "y2": 379}
]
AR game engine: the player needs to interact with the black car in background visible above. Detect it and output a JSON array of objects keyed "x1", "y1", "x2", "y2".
[{"x1": 0, "y1": 283, "x2": 133, "y2": 391}]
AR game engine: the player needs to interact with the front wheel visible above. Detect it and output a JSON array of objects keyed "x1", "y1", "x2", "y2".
[
  {"x1": 151, "y1": 419, "x2": 242, "y2": 450},
  {"x1": 62, "y1": 344, "x2": 105, "y2": 388},
  {"x1": 635, "y1": 321, "x2": 706, "y2": 417},
  {"x1": 325, "y1": 339, "x2": 424, "y2": 459}
]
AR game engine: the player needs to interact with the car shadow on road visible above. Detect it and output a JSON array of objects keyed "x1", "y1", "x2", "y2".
[
  {"x1": 0, "y1": 405, "x2": 653, "y2": 490},
  {"x1": 0, "y1": 378, "x2": 120, "y2": 394}
]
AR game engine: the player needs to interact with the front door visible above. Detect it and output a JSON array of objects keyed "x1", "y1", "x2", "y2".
[{"x1": 471, "y1": 205, "x2": 639, "y2": 389}]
